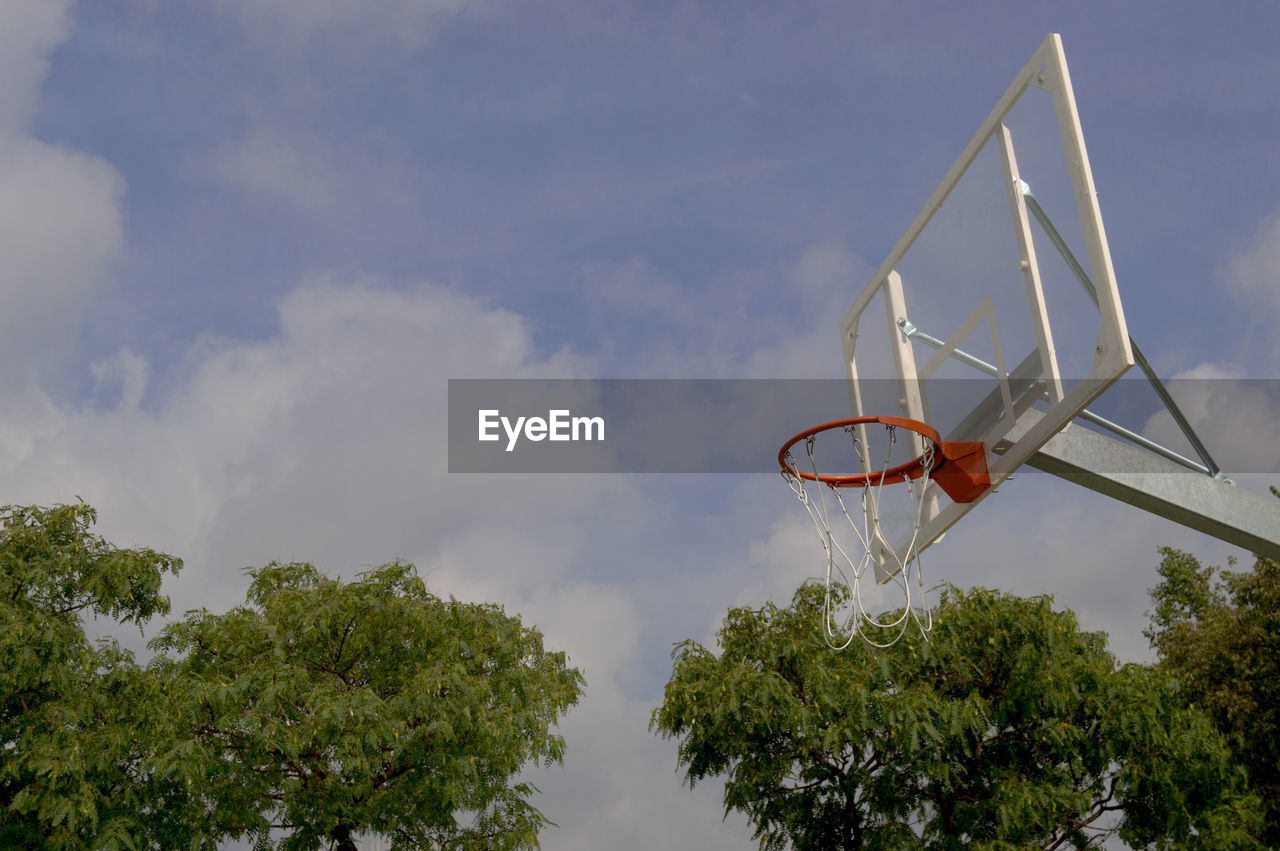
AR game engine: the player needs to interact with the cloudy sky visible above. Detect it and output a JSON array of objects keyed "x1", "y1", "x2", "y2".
[{"x1": 4, "y1": 1, "x2": 1280, "y2": 847}]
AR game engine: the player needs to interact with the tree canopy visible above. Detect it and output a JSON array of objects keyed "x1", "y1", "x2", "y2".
[
  {"x1": 1146, "y1": 534, "x2": 1280, "y2": 844},
  {"x1": 2, "y1": 504, "x2": 583, "y2": 849},
  {"x1": 0, "y1": 503, "x2": 183, "y2": 847},
  {"x1": 152, "y1": 560, "x2": 585, "y2": 850},
  {"x1": 654, "y1": 582, "x2": 1260, "y2": 849}
]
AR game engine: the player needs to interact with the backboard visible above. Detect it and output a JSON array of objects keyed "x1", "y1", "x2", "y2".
[{"x1": 841, "y1": 34, "x2": 1135, "y2": 577}]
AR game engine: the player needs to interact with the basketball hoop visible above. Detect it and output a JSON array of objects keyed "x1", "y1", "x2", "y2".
[{"x1": 778, "y1": 416, "x2": 989, "y2": 648}]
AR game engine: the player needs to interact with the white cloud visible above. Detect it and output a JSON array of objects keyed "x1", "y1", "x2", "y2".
[
  {"x1": 0, "y1": 142, "x2": 124, "y2": 377},
  {"x1": 0, "y1": 0, "x2": 68, "y2": 136},
  {"x1": 574, "y1": 240, "x2": 867, "y2": 379},
  {"x1": 204, "y1": 130, "x2": 346, "y2": 215},
  {"x1": 742, "y1": 241, "x2": 864, "y2": 378},
  {"x1": 1228, "y1": 213, "x2": 1280, "y2": 305},
  {"x1": 0, "y1": 0, "x2": 125, "y2": 391},
  {"x1": 9, "y1": 281, "x2": 559, "y2": 561},
  {"x1": 195, "y1": 124, "x2": 432, "y2": 238},
  {"x1": 217, "y1": 0, "x2": 487, "y2": 52},
  {"x1": 1139, "y1": 371, "x2": 1280, "y2": 478},
  {"x1": 582, "y1": 257, "x2": 688, "y2": 323},
  {"x1": 90, "y1": 348, "x2": 150, "y2": 412},
  {"x1": 1224, "y1": 210, "x2": 1280, "y2": 369},
  {"x1": 793, "y1": 240, "x2": 861, "y2": 309},
  {"x1": 1170, "y1": 362, "x2": 1245, "y2": 381}
]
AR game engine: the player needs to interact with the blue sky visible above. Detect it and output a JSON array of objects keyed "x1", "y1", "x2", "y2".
[
  {"x1": 4, "y1": 1, "x2": 1280, "y2": 847},
  {"x1": 35, "y1": 1, "x2": 1280, "y2": 384}
]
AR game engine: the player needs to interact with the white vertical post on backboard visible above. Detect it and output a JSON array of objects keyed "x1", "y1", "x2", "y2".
[
  {"x1": 843, "y1": 315, "x2": 865, "y2": 417},
  {"x1": 880, "y1": 270, "x2": 937, "y2": 578},
  {"x1": 844, "y1": 271, "x2": 942, "y2": 579},
  {"x1": 1038, "y1": 34, "x2": 1132, "y2": 376},
  {"x1": 996, "y1": 122, "x2": 1064, "y2": 407},
  {"x1": 883, "y1": 271, "x2": 926, "y2": 424}
]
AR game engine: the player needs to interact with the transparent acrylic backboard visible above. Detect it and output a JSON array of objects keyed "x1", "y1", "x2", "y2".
[{"x1": 841, "y1": 34, "x2": 1135, "y2": 579}]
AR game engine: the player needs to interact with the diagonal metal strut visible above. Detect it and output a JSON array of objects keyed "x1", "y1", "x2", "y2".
[
  {"x1": 1020, "y1": 183, "x2": 1223, "y2": 479},
  {"x1": 896, "y1": 317, "x2": 1214, "y2": 477}
]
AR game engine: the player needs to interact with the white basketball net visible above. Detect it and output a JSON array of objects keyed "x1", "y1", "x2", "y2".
[{"x1": 781, "y1": 423, "x2": 936, "y2": 649}]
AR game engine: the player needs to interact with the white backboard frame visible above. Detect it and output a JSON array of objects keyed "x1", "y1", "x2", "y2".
[{"x1": 841, "y1": 34, "x2": 1135, "y2": 574}]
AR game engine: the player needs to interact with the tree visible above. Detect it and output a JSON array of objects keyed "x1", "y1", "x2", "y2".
[
  {"x1": 0, "y1": 503, "x2": 184, "y2": 848},
  {"x1": 654, "y1": 582, "x2": 1260, "y2": 849},
  {"x1": 151, "y1": 560, "x2": 584, "y2": 850},
  {"x1": 1146, "y1": 533, "x2": 1280, "y2": 844}
]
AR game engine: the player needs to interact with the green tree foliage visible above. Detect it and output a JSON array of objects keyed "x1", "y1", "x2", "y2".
[
  {"x1": 0, "y1": 503, "x2": 184, "y2": 848},
  {"x1": 152, "y1": 561, "x2": 584, "y2": 850},
  {"x1": 654, "y1": 583, "x2": 1260, "y2": 850},
  {"x1": 1146, "y1": 536, "x2": 1280, "y2": 844}
]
